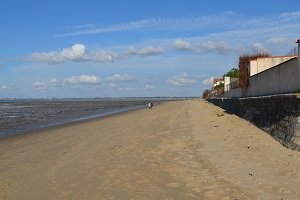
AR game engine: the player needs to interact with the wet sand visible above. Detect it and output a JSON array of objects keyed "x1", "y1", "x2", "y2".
[{"x1": 0, "y1": 100, "x2": 300, "y2": 199}]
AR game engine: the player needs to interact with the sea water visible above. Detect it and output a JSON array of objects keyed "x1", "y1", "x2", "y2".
[{"x1": 0, "y1": 98, "x2": 170, "y2": 137}]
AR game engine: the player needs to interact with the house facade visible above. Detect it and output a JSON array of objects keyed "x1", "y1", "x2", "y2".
[{"x1": 213, "y1": 78, "x2": 224, "y2": 87}]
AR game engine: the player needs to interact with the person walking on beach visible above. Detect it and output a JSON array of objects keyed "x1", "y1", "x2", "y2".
[{"x1": 148, "y1": 102, "x2": 153, "y2": 109}]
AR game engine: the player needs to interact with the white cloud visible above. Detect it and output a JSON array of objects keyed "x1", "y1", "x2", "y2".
[
  {"x1": 107, "y1": 82, "x2": 118, "y2": 88},
  {"x1": 171, "y1": 39, "x2": 231, "y2": 55},
  {"x1": 84, "y1": 50, "x2": 118, "y2": 62},
  {"x1": 167, "y1": 73, "x2": 197, "y2": 87},
  {"x1": 158, "y1": 11, "x2": 299, "y2": 56},
  {"x1": 117, "y1": 87, "x2": 135, "y2": 91},
  {"x1": 251, "y1": 43, "x2": 269, "y2": 53},
  {"x1": 29, "y1": 44, "x2": 86, "y2": 63},
  {"x1": 32, "y1": 82, "x2": 48, "y2": 90},
  {"x1": 32, "y1": 75, "x2": 136, "y2": 90},
  {"x1": 202, "y1": 77, "x2": 214, "y2": 85},
  {"x1": 29, "y1": 10, "x2": 300, "y2": 65},
  {"x1": 32, "y1": 78, "x2": 61, "y2": 90},
  {"x1": 65, "y1": 24, "x2": 96, "y2": 30},
  {"x1": 55, "y1": 12, "x2": 237, "y2": 37},
  {"x1": 56, "y1": 19, "x2": 158, "y2": 37},
  {"x1": 64, "y1": 75, "x2": 102, "y2": 84},
  {"x1": 127, "y1": 46, "x2": 164, "y2": 56},
  {"x1": 172, "y1": 39, "x2": 192, "y2": 51},
  {"x1": 266, "y1": 37, "x2": 288, "y2": 46},
  {"x1": 48, "y1": 78, "x2": 60, "y2": 86},
  {"x1": 0, "y1": 85, "x2": 8, "y2": 90},
  {"x1": 28, "y1": 44, "x2": 117, "y2": 63},
  {"x1": 198, "y1": 41, "x2": 231, "y2": 54},
  {"x1": 144, "y1": 84, "x2": 154, "y2": 90},
  {"x1": 106, "y1": 74, "x2": 137, "y2": 82},
  {"x1": 279, "y1": 11, "x2": 300, "y2": 20}
]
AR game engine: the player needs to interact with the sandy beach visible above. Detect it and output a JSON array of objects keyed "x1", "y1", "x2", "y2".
[{"x1": 1, "y1": 100, "x2": 300, "y2": 199}]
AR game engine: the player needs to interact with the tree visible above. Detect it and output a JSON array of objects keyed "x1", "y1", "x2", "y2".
[
  {"x1": 214, "y1": 82, "x2": 224, "y2": 90},
  {"x1": 202, "y1": 89, "x2": 211, "y2": 99},
  {"x1": 214, "y1": 82, "x2": 224, "y2": 96},
  {"x1": 224, "y1": 67, "x2": 239, "y2": 78}
]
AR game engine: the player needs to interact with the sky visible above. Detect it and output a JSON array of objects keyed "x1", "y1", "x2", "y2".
[{"x1": 0, "y1": 0, "x2": 299, "y2": 98}]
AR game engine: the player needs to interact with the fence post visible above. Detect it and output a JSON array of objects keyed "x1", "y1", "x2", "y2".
[{"x1": 297, "y1": 38, "x2": 300, "y2": 66}]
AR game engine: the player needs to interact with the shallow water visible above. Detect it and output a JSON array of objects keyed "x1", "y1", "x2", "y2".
[{"x1": 0, "y1": 98, "x2": 166, "y2": 137}]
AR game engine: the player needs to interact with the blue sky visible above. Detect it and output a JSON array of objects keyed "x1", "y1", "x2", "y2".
[{"x1": 0, "y1": 0, "x2": 299, "y2": 98}]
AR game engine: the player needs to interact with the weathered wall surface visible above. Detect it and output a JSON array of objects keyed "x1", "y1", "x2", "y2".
[{"x1": 208, "y1": 94, "x2": 300, "y2": 150}]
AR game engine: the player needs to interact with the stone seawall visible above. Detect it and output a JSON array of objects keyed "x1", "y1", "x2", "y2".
[{"x1": 208, "y1": 94, "x2": 300, "y2": 150}]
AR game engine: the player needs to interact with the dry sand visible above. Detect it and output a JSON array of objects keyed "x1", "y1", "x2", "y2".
[{"x1": 0, "y1": 100, "x2": 300, "y2": 199}]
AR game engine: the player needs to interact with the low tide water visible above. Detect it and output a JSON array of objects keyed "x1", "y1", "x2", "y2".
[{"x1": 0, "y1": 98, "x2": 169, "y2": 138}]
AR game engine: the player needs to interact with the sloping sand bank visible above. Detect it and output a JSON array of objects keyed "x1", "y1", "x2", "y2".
[{"x1": 1, "y1": 100, "x2": 300, "y2": 199}]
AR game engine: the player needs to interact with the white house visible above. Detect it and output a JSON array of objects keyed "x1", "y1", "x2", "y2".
[{"x1": 213, "y1": 78, "x2": 224, "y2": 87}]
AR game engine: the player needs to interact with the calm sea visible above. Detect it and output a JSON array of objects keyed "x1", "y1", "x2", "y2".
[{"x1": 0, "y1": 98, "x2": 173, "y2": 138}]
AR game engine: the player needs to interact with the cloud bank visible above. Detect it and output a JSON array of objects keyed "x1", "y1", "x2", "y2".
[
  {"x1": 172, "y1": 39, "x2": 231, "y2": 55},
  {"x1": 167, "y1": 73, "x2": 197, "y2": 87},
  {"x1": 127, "y1": 46, "x2": 164, "y2": 56},
  {"x1": 106, "y1": 74, "x2": 137, "y2": 82},
  {"x1": 172, "y1": 39, "x2": 193, "y2": 51},
  {"x1": 0, "y1": 85, "x2": 8, "y2": 90},
  {"x1": 29, "y1": 44, "x2": 86, "y2": 63},
  {"x1": 32, "y1": 79, "x2": 60, "y2": 90},
  {"x1": 144, "y1": 84, "x2": 154, "y2": 90},
  {"x1": 32, "y1": 74, "x2": 139, "y2": 90},
  {"x1": 64, "y1": 75, "x2": 102, "y2": 84},
  {"x1": 28, "y1": 44, "x2": 117, "y2": 63}
]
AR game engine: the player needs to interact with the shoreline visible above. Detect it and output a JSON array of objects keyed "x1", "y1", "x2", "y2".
[
  {"x1": 0, "y1": 104, "x2": 150, "y2": 141},
  {"x1": 1, "y1": 100, "x2": 300, "y2": 199}
]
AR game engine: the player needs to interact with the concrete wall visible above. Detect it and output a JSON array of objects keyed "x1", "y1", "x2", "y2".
[
  {"x1": 208, "y1": 94, "x2": 300, "y2": 150},
  {"x1": 224, "y1": 87, "x2": 243, "y2": 98},
  {"x1": 248, "y1": 58, "x2": 300, "y2": 96},
  {"x1": 225, "y1": 58, "x2": 300, "y2": 98},
  {"x1": 249, "y1": 56, "x2": 296, "y2": 76},
  {"x1": 224, "y1": 76, "x2": 230, "y2": 92},
  {"x1": 224, "y1": 77, "x2": 239, "y2": 92}
]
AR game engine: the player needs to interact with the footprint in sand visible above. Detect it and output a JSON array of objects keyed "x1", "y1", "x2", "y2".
[
  {"x1": 166, "y1": 182, "x2": 181, "y2": 188},
  {"x1": 204, "y1": 190, "x2": 218, "y2": 198}
]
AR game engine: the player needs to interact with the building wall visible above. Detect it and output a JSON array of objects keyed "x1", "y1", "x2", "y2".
[
  {"x1": 225, "y1": 58, "x2": 300, "y2": 98},
  {"x1": 249, "y1": 56, "x2": 296, "y2": 76},
  {"x1": 224, "y1": 77, "x2": 230, "y2": 92}
]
